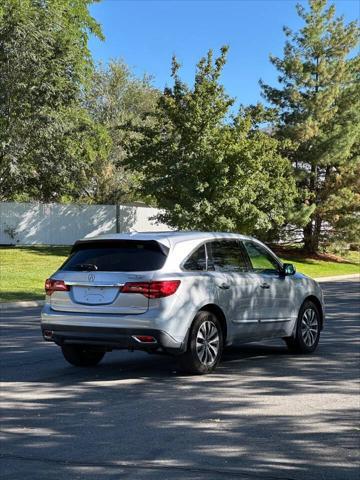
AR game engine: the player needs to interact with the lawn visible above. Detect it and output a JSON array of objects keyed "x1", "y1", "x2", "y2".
[
  {"x1": 0, "y1": 246, "x2": 70, "y2": 302},
  {"x1": 279, "y1": 252, "x2": 359, "y2": 279},
  {"x1": 0, "y1": 245, "x2": 359, "y2": 302}
]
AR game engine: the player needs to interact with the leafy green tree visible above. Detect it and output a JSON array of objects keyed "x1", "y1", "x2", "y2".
[
  {"x1": 85, "y1": 60, "x2": 159, "y2": 204},
  {"x1": 0, "y1": 0, "x2": 110, "y2": 202},
  {"x1": 261, "y1": 0, "x2": 359, "y2": 252},
  {"x1": 129, "y1": 47, "x2": 297, "y2": 234}
]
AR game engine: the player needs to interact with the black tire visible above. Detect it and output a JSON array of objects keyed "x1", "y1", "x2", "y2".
[
  {"x1": 61, "y1": 345, "x2": 105, "y2": 367},
  {"x1": 284, "y1": 300, "x2": 321, "y2": 354},
  {"x1": 178, "y1": 311, "x2": 224, "y2": 374}
]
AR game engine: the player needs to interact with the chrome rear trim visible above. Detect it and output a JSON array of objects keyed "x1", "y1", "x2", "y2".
[{"x1": 64, "y1": 281, "x2": 125, "y2": 287}]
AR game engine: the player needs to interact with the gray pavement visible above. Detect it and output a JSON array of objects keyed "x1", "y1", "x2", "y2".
[{"x1": 0, "y1": 279, "x2": 359, "y2": 479}]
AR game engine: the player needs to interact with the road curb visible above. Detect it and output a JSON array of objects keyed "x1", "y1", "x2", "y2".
[
  {"x1": 1, "y1": 300, "x2": 45, "y2": 310},
  {"x1": 315, "y1": 273, "x2": 359, "y2": 282}
]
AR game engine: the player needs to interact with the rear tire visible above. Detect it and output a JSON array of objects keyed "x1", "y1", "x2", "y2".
[
  {"x1": 61, "y1": 345, "x2": 105, "y2": 367},
  {"x1": 284, "y1": 300, "x2": 321, "y2": 354},
  {"x1": 178, "y1": 311, "x2": 223, "y2": 374}
]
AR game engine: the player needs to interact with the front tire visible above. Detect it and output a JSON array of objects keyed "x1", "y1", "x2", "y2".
[
  {"x1": 61, "y1": 345, "x2": 105, "y2": 367},
  {"x1": 178, "y1": 311, "x2": 223, "y2": 374},
  {"x1": 284, "y1": 300, "x2": 321, "y2": 354}
]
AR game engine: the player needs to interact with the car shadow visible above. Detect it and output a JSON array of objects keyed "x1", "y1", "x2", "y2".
[{"x1": 1, "y1": 280, "x2": 359, "y2": 480}]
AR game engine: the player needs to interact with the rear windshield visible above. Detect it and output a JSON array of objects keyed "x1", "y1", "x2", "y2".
[{"x1": 60, "y1": 240, "x2": 168, "y2": 272}]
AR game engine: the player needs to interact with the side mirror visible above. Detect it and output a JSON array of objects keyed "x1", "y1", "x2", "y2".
[{"x1": 282, "y1": 263, "x2": 296, "y2": 276}]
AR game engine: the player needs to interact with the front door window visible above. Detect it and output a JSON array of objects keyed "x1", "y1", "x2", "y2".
[{"x1": 243, "y1": 241, "x2": 280, "y2": 274}]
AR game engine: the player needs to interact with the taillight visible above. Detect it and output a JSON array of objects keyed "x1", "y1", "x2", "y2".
[
  {"x1": 121, "y1": 280, "x2": 180, "y2": 299},
  {"x1": 45, "y1": 279, "x2": 70, "y2": 296}
]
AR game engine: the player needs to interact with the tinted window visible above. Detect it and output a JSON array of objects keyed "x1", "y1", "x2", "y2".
[
  {"x1": 243, "y1": 241, "x2": 279, "y2": 273},
  {"x1": 60, "y1": 240, "x2": 168, "y2": 272},
  {"x1": 183, "y1": 245, "x2": 207, "y2": 271},
  {"x1": 207, "y1": 240, "x2": 248, "y2": 273}
]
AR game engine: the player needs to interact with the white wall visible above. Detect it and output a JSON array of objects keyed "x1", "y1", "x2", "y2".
[{"x1": 0, "y1": 202, "x2": 170, "y2": 245}]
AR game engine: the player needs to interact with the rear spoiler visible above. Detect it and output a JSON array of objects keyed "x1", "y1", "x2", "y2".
[{"x1": 71, "y1": 239, "x2": 170, "y2": 256}]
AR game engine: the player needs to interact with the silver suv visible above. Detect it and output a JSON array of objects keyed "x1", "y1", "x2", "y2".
[{"x1": 41, "y1": 231, "x2": 325, "y2": 374}]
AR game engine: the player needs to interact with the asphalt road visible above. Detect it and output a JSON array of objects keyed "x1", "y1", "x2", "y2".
[{"x1": 1, "y1": 279, "x2": 359, "y2": 480}]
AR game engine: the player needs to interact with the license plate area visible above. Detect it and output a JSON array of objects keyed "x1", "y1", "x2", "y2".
[{"x1": 72, "y1": 286, "x2": 119, "y2": 305}]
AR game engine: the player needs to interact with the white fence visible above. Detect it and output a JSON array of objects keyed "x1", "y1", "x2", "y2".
[{"x1": 0, "y1": 202, "x2": 170, "y2": 245}]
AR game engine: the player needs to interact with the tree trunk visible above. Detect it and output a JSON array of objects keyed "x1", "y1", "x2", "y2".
[
  {"x1": 303, "y1": 222, "x2": 314, "y2": 253},
  {"x1": 314, "y1": 216, "x2": 322, "y2": 251},
  {"x1": 303, "y1": 155, "x2": 320, "y2": 253},
  {"x1": 303, "y1": 216, "x2": 322, "y2": 253}
]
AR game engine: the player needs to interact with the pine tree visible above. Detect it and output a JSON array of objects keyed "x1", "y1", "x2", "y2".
[{"x1": 261, "y1": 0, "x2": 359, "y2": 252}]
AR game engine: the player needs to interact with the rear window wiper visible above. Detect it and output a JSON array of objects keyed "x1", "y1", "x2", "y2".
[{"x1": 72, "y1": 263, "x2": 99, "y2": 271}]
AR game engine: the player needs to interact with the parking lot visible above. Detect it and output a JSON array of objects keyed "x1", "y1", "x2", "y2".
[{"x1": 0, "y1": 279, "x2": 359, "y2": 479}]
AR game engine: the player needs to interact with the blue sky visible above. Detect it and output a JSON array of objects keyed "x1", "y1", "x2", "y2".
[{"x1": 89, "y1": 0, "x2": 359, "y2": 107}]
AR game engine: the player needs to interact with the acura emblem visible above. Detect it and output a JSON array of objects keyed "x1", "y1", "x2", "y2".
[{"x1": 88, "y1": 273, "x2": 95, "y2": 282}]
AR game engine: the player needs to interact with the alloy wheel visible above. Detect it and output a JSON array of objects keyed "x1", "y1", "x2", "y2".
[
  {"x1": 196, "y1": 320, "x2": 220, "y2": 365},
  {"x1": 301, "y1": 308, "x2": 319, "y2": 347}
]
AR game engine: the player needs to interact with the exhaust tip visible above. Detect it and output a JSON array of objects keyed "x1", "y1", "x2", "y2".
[
  {"x1": 132, "y1": 335, "x2": 157, "y2": 344},
  {"x1": 43, "y1": 330, "x2": 54, "y2": 341}
]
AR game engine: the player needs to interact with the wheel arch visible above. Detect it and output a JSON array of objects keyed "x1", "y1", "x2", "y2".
[
  {"x1": 303, "y1": 295, "x2": 324, "y2": 330},
  {"x1": 199, "y1": 304, "x2": 228, "y2": 343}
]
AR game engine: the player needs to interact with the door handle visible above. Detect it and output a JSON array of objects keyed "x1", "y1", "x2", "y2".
[
  {"x1": 260, "y1": 282, "x2": 270, "y2": 289},
  {"x1": 217, "y1": 282, "x2": 231, "y2": 290}
]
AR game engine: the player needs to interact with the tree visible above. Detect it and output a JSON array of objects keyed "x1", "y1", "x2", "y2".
[
  {"x1": 0, "y1": 0, "x2": 110, "y2": 202},
  {"x1": 261, "y1": 0, "x2": 359, "y2": 252},
  {"x1": 85, "y1": 60, "x2": 159, "y2": 204},
  {"x1": 128, "y1": 47, "x2": 297, "y2": 234}
]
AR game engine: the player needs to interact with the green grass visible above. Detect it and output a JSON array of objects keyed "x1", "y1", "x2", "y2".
[
  {"x1": 0, "y1": 246, "x2": 359, "y2": 303},
  {"x1": 0, "y1": 246, "x2": 70, "y2": 302},
  {"x1": 279, "y1": 253, "x2": 359, "y2": 279}
]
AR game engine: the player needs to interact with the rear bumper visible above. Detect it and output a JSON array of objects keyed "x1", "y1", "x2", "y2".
[{"x1": 41, "y1": 323, "x2": 185, "y2": 355}]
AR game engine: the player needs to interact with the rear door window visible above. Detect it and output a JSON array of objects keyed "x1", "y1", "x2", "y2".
[
  {"x1": 207, "y1": 240, "x2": 249, "y2": 273},
  {"x1": 183, "y1": 245, "x2": 207, "y2": 271},
  {"x1": 60, "y1": 240, "x2": 168, "y2": 272}
]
